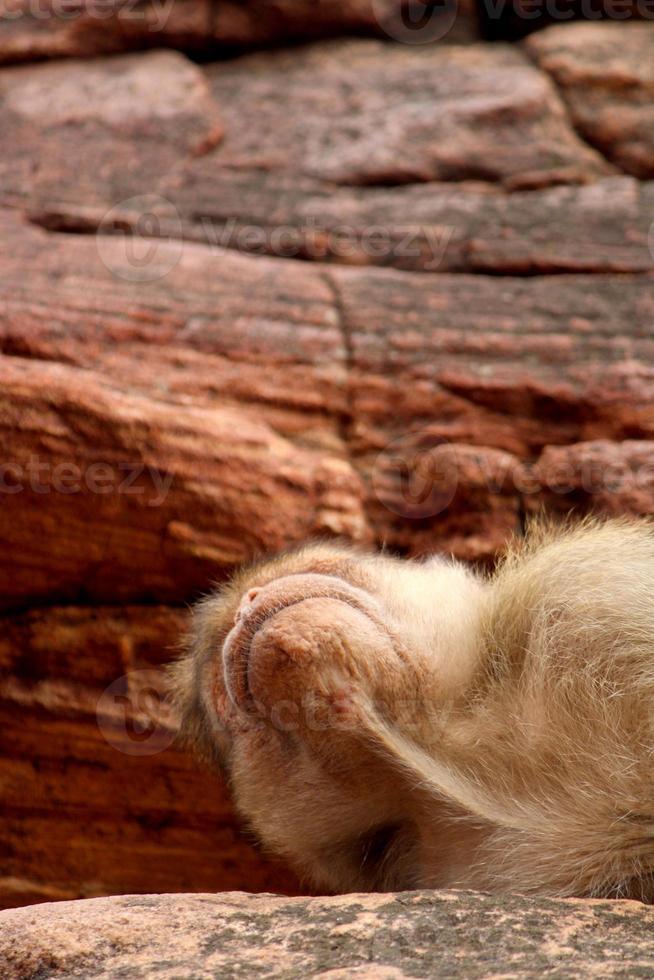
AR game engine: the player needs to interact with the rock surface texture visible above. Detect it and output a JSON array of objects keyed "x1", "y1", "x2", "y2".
[
  {"x1": 3, "y1": 891, "x2": 654, "y2": 979},
  {"x1": 526, "y1": 23, "x2": 654, "y2": 179},
  {"x1": 0, "y1": 0, "x2": 479, "y2": 64},
  {"x1": 0, "y1": 8, "x2": 653, "y2": 918}
]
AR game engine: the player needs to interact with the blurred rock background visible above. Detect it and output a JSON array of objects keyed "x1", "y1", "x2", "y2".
[{"x1": 0, "y1": 0, "x2": 652, "y2": 910}]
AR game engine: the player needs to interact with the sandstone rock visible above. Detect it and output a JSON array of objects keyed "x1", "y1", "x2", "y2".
[
  {"x1": 482, "y1": 0, "x2": 653, "y2": 43},
  {"x1": 332, "y1": 264, "x2": 654, "y2": 453},
  {"x1": 0, "y1": 50, "x2": 223, "y2": 210},
  {"x1": 0, "y1": 606, "x2": 301, "y2": 910},
  {"x1": 152, "y1": 170, "x2": 654, "y2": 273},
  {"x1": 206, "y1": 40, "x2": 610, "y2": 189},
  {"x1": 0, "y1": 355, "x2": 369, "y2": 608},
  {"x1": 0, "y1": 0, "x2": 479, "y2": 66},
  {"x1": 213, "y1": 0, "x2": 480, "y2": 46},
  {"x1": 1, "y1": 211, "x2": 652, "y2": 573},
  {"x1": 0, "y1": 208, "x2": 371, "y2": 608},
  {"x1": 330, "y1": 263, "x2": 654, "y2": 554},
  {"x1": 0, "y1": 42, "x2": 610, "y2": 219},
  {"x1": 0, "y1": 0, "x2": 213, "y2": 64},
  {"x1": 0, "y1": 210, "x2": 348, "y2": 436},
  {"x1": 532, "y1": 440, "x2": 654, "y2": 517},
  {"x1": 3, "y1": 890, "x2": 654, "y2": 978},
  {"x1": 0, "y1": 604, "x2": 183, "y2": 685},
  {"x1": 526, "y1": 23, "x2": 654, "y2": 178}
]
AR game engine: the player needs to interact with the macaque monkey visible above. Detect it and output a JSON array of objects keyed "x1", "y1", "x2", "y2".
[{"x1": 170, "y1": 519, "x2": 654, "y2": 901}]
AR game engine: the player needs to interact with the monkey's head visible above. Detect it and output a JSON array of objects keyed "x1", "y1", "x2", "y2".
[{"x1": 170, "y1": 542, "x2": 485, "y2": 891}]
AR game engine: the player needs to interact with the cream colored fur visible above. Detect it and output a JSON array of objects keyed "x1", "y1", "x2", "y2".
[{"x1": 170, "y1": 519, "x2": 654, "y2": 901}]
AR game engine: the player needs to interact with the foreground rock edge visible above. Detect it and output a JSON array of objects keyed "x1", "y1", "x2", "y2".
[{"x1": 2, "y1": 890, "x2": 654, "y2": 979}]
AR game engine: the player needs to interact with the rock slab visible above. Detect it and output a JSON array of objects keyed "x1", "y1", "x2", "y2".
[
  {"x1": 0, "y1": 0, "x2": 480, "y2": 65},
  {"x1": 2, "y1": 890, "x2": 654, "y2": 979},
  {"x1": 526, "y1": 23, "x2": 654, "y2": 178}
]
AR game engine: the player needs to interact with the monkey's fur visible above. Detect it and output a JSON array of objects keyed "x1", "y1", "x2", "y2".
[{"x1": 170, "y1": 518, "x2": 654, "y2": 901}]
